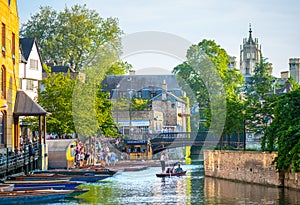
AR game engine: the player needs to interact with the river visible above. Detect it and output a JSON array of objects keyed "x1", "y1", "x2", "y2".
[{"x1": 51, "y1": 163, "x2": 300, "y2": 205}]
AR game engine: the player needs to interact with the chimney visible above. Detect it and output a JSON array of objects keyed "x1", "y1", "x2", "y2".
[
  {"x1": 162, "y1": 79, "x2": 167, "y2": 91},
  {"x1": 162, "y1": 80, "x2": 167, "y2": 101},
  {"x1": 129, "y1": 70, "x2": 135, "y2": 75}
]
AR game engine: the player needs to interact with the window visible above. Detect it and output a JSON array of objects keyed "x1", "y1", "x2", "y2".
[
  {"x1": 1, "y1": 23, "x2": 5, "y2": 57},
  {"x1": 12, "y1": 32, "x2": 15, "y2": 64},
  {"x1": 0, "y1": 66, "x2": 6, "y2": 98},
  {"x1": 246, "y1": 67, "x2": 250, "y2": 75},
  {"x1": 0, "y1": 111, "x2": 5, "y2": 146},
  {"x1": 26, "y1": 79, "x2": 35, "y2": 91},
  {"x1": 30, "y1": 59, "x2": 38, "y2": 70},
  {"x1": 246, "y1": 53, "x2": 250, "y2": 59}
]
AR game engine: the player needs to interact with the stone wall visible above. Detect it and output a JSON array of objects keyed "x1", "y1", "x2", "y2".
[
  {"x1": 284, "y1": 172, "x2": 300, "y2": 189},
  {"x1": 203, "y1": 150, "x2": 300, "y2": 189}
]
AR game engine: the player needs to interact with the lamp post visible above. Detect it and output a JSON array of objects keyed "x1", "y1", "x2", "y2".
[
  {"x1": 128, "y1": 77, "x2": 133, "y2": 138},
  {"x1": 242, "y1": 109, "x2": 246, "y2": 151},
  {"x1": 116, "y1": 84, "x2": 120, "y2": 125}
]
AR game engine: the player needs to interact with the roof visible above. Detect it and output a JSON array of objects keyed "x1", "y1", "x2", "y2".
[
  {"x1": 44, "y1": 66, "x2": 76, "y2": 73},
  {"x1": 20, "y1": 38, "x2": 35, "y2": 61},
  {"x1": 19, "y1": 38, "x2": 43, "y2": 67},
  {"x1": 150, "y1": 90, "x2": 187, "y2": 104},
  {"x1": 102, "y1": 75, "x2": 181, "y2": 92},
  {"x1": 14, "y1": 90, "x2": 48, "y2": 116}
]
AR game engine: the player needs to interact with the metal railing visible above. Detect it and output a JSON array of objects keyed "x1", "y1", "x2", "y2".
[{"x1": 0, "y1": 142, "x2": 40, "y2": 179}]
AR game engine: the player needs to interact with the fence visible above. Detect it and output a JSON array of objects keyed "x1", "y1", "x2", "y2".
[{"x1": 0, "y1": 142, "x2": 40, "y2": 179}]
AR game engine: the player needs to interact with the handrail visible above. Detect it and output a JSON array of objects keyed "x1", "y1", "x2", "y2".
[{"x1": 0, "y1": 142, "x2": 40, "y2": 177}]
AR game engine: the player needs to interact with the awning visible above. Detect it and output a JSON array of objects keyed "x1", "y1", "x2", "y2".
[
  {"x1": 117, "y1": 120, "x2": 150, "y2": 127},
  {"x1": 14, "y1": 90, "x2": 48, "y2": 116}
]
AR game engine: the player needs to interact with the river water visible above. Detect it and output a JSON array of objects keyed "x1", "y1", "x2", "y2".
[{"x1": 52, "y1": 163, "x2": 300, "y2": 205}]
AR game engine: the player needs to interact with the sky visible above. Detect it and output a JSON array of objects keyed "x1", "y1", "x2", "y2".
[{"x1": 17, "y1": 0, "x2": 300, "y2": 77}]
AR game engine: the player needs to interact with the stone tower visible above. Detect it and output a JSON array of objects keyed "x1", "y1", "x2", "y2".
[
  {"x1": 289, "y1": 58, "x2": 300, "y2": 84},
  {"x1": 240, "y1": 24, "x2": 262, "y2": 78}
]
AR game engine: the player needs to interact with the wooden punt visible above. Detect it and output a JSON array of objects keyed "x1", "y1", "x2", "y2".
[
  {"x1": 0, "y1": 189, "x2": 74, "y2": 204},
  {"x1": 4, "y1": 179, "x2": 83, "y2": 191},
  {"x1": 156, "y1": 171, "x2": 187, "y2": 178}
]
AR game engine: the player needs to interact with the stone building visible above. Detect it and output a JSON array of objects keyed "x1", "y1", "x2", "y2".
[
  {"x1": 102, "y1": 74, "x2": 190, "y2": 140},
  {"x1": 240, "y1": 24, "x2": 262, "y2": 79},
  {"x1": 289, "y1": 58, "x2": 300, "y2": 84},
  {"x1": 0, "y1": 0, "x2": 20, "y2": 148}
]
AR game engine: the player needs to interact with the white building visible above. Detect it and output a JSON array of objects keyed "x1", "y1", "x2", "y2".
[{"x1": 19, "y1": 38, "x2": 43, "y2": 101}]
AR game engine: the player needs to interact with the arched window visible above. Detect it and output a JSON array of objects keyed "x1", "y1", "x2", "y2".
[
  {"x1": 0, "y1": 65, "x2": 6, "y2": 98},
  {"x1": 0, "y1": 111, "x2": 5, "y2": 146}
]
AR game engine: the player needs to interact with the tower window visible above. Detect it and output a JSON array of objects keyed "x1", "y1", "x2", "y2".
[{"x1": 246, "y1": 67, "x2": 250, "y2": 75}]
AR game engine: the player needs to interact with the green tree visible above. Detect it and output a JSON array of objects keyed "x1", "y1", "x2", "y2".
[
  {"x1": 264, "y1": 88, "x2": 300, "y2": 172},
  {"x1": 173, "y1": 40, "x2": 244, "y2": 141},
  {"x1": 38, "y1": 72, "x2": 76, "y2": 136},
  {"x1": 21, "y1": 4, "x2": 122, "y2": 70},
  {"x1": 245, "y1": 58, "x2": 274, "y2": 135}
]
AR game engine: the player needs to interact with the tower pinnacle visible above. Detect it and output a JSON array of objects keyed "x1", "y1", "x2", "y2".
[{"x1": 248, "y1": 23, "x2": 253, "y2": 43}]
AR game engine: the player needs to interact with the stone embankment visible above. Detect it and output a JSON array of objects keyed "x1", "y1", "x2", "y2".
[{"x1": 203, "y1": 150, "x2": 300, "y2": 190}]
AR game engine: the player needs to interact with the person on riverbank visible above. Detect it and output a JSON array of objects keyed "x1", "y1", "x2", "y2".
[
  {"x1": 160, "y1": 152, "x2": 167, "y2": 173},
  {"x1": 109, "y1": 151, "x2": 117, "y2": 166},
  {"x1": 66, "y1": 144, "x2": 75, "y2": 169}
]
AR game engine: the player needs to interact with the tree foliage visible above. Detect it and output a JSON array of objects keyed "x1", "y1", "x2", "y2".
[
  {"x1": 173, "y1": 39, "x2": 244, "y2": 138},
  {"x1": 245, "y1": 58, "x2": 274, "y2": 134},
  {"x1": 20, "y1": 4, "x2": 122, "y2": 70},
  {"x1": 38, "y1": 72, "x2": 76, "y2": 135},
  {"x1": 264, "y1": 88, "x2": 300, "y2": 172}
]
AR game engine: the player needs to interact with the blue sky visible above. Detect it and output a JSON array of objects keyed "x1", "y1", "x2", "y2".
[{"x1": 17, "y1": 0, "x2": 300, "y2": 77}]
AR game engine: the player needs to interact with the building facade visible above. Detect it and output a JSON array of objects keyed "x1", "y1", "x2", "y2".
[
  {"x1": 0, "y1": 0, "x2": 20, "y2": 148},
  {"x1": 102, "y1": 74, "x2": 190, "y2": 140},
  {"x1": 240, "y1": 25, "x2": 262, "y2": 78},
  {"x1": 289, "y1": 58, "x2": 300, "y2": 84},
  {"x1": 19, "y1": 38, "x2": 43, "y2": 101}
]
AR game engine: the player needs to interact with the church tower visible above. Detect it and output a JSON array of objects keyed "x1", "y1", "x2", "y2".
[{"x1": 240, "y1": 24, "x2": 262, "y2": 78}]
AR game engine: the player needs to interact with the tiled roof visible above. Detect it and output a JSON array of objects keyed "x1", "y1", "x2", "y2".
[
  {"x1": 19, "y1": 38, "x2": 35, "y2": 61},
  {"x1": 102, "y1": 75, "x2": 181, "y2": 92}
]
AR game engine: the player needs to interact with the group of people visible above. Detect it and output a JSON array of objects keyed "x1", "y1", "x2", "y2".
[
  {"x1": 96, "y1": 144, "x2": 118, "y2": 166},
  {"x1": 160, "y1": 152, "x2": 184, "y2": 174},
  {"x1": 66, "y1": 141, "x2": 91, "y2": 169},
  {"x1": 66, "y1": 139, "x2": 119, "y2": 169}
]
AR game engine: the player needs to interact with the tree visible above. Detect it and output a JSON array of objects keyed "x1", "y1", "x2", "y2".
[
  {"x1": 38, "y1": 72, "x2": 76, "y2": 136},
  {"x1": 264, "y1": 88, "x2": 300, "y2": 172},
  {"x1": 173, "y1": 40, "x2": 244, "y2": 141},
  {"x1": 21, "y1": 4, "x2": 122, "y2": 70},
  {"x1": 245, "y1": 58, "x2": 274, "y2": 135}
]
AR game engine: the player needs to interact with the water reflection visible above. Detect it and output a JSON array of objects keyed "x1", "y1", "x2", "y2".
[
  {"x1": 204, "y1": 177, "x2": 300, "y2": 205},
  {"x1": 50, "y1": 164, "x2": 300, "y2": 205}
]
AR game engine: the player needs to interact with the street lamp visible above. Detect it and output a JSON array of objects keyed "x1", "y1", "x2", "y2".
[
  {"x1": 242, "y1": 109, "x2": 246, "y2": 151},
  {"x1": 128, "y1": 77, "x2": 133, "y2": 138},
  {"x1": 116, "y1": 84, "x2": 120, "y2": 125}
]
